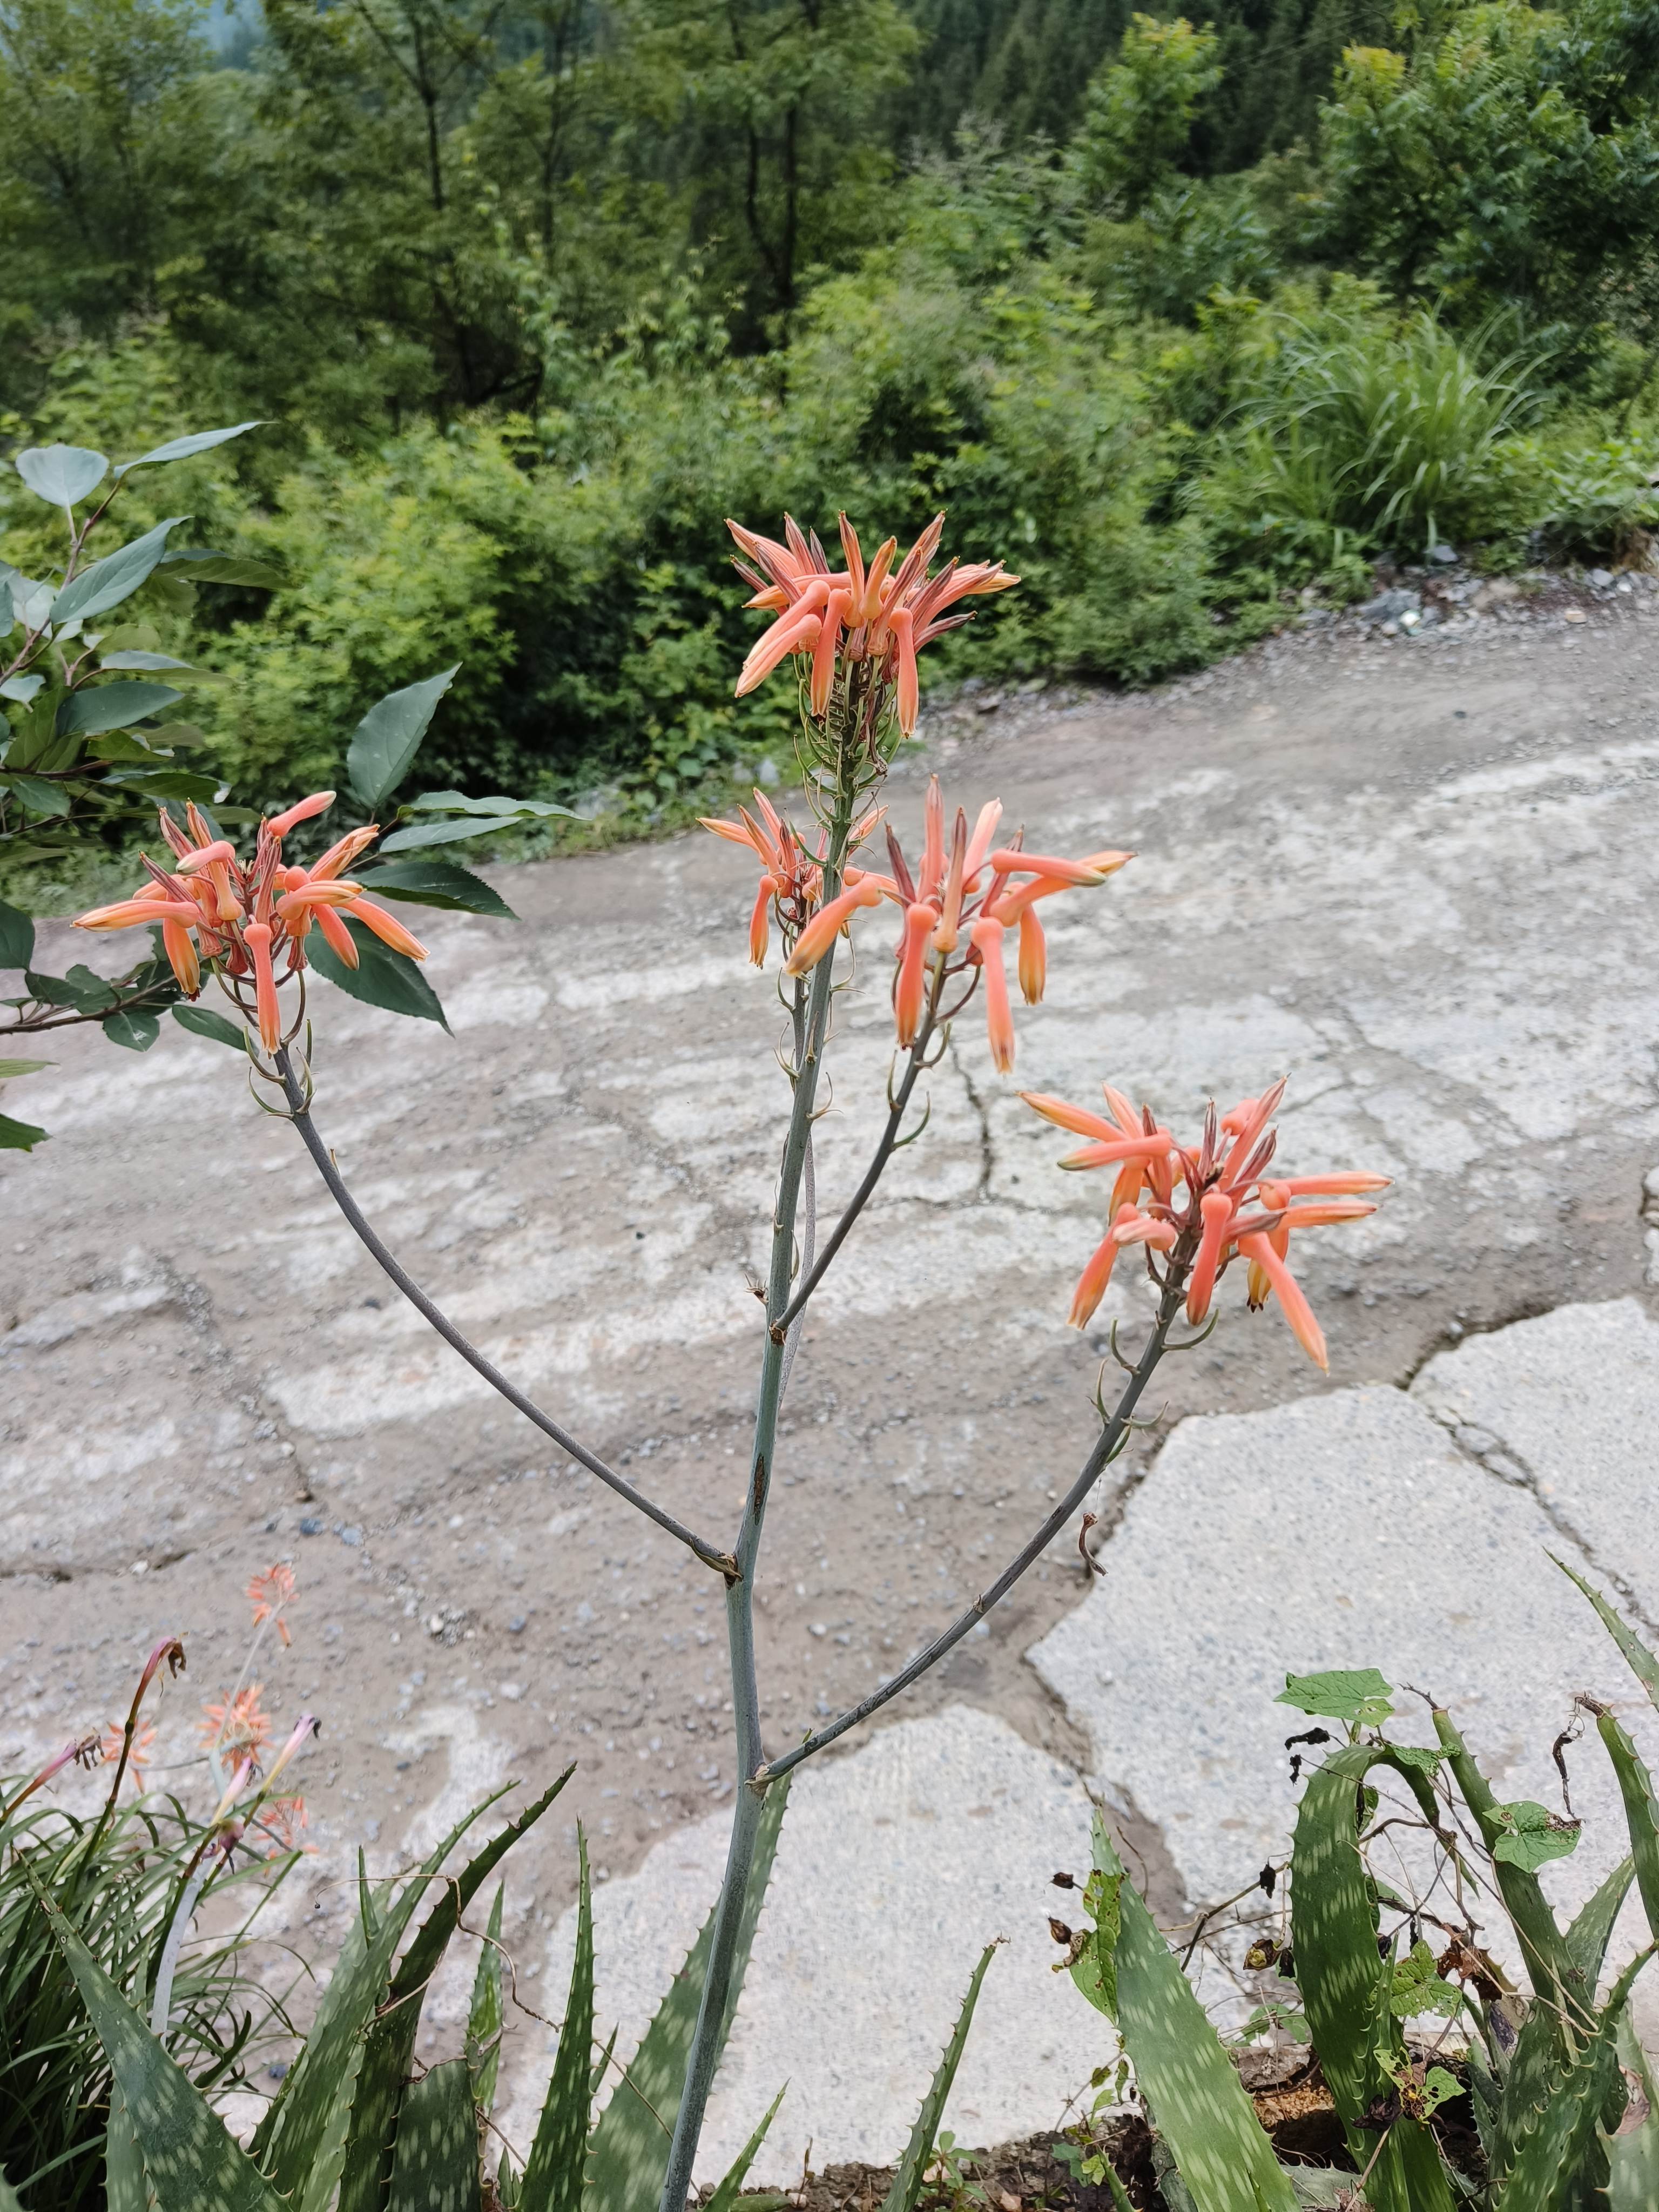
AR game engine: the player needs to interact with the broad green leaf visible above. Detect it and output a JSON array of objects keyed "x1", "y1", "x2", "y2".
[
  {"x1": 116, "y1": 422, "x2": 265, "y2": 474},
  {"x1": 99, "y1": 651, "x2": 195, "y2": 672},
  {"x1": 0, "y1": 1058, "x2": 49, "y2": 1075},
  {"x1": 161, "y1": 551, "x2": 284, "y2": 588},
  {"x1": 1112, "y1": 1878, "x2": 1298, "y2": 2212},
  {"x1": 103, "y1": 1009, "x2": 163, "y2": 1051},
  {"x1": 54, "y1": 518, "x2": 188, "y2": 625},
  {"x1": 1492, "y1": 1799, "x2": 1582, "y2": 1872},
  {"x1": 354, "y1": 858, "x2": 516, "y2": 917},
  {"x1": 15, "y1": 443, "x2": 107, "y2": 507},
  {"x1": 1494, "y1": 1947, "x2": 1651, "y2": 2212},
  {"x1": 1, "y1": 773, "x2": 69, "y2": 815},
  {"x1": 1556, "y1": 1554, "x2": 1659, "y2": 1717},
  {"x1": 385, "y1": 2060, "x2": 480, "y2": 2212},
  {"x1": 105, "y1": 767, "x2": 221, "y2": 801},
  {"x1": 0, "y1": 1111, "x2": 48, "y2": 1150},
  {"x1": 1566, "y1": 1856, "x2": 1635, "y2": 1991},
  {"x1": 0, "y1": 900, "x2": 34, "y2": 968},
  {"x1": 306, "y1": 919, "x2": 449, "y2": 1029},
  {"x1": 467, "y1": 1885, "x2": 506, "y2": 2117},
  {"x1": 28, "y1": 965, "x2": 118, "y2": 1011},
  {"x1": 1277, "y1": 1669, "x2": 1393, "y2": 1725},
  {"x1": 522, "y1": 1829, "x2": 594, "y2": 2212},
  {"x1": 1388, "y1": 1939, "x2": 1460, "y2": 2019},
  {"x1": 172, "y1": 1003, "x2": 246, "y2": 1049},
  {"x1": 1595, "y1": 1710, "x2": 1659, "y2": 1946},
  {"x1": 404, "y1": 791, "x2": 572, "y2": 817},
  {"x1": 1610, "y1": 2011, "x2": 1659, "y2": 2210},
  {"x1": 380, "y1": 814, "x2": 549, "y2": 852},
  {"x1": 880, "y1": 1946, "x2": 998, "y2": 2212},
  {"x1": 0, "y1": 673, "x2": 44, "y2": 703},
  {"x1": 585, "y1": 1777, "x2": 791, "y2": 2212},
  {"x1": 338, "y1": 1775, "x2": 572, "y2": 2212},
  {"x1": 36, "y1": 1883, "x2": 287, "y2": 2212},
  {"x1": 1069, "y1": 1807, "x2": 1123, "y2": 2022},
  {"x1": 58, "y1": 683, "x2": 185, "y2": 737},
  {"x1": 345, "y1": 667, "x2": 460, "y2": 813},
  {"x1": 702, "y1": 2086, "x2": 787, "y2": 2212}
]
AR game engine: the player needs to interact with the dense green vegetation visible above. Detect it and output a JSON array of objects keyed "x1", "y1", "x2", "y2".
[{"x1": 4, "y1": 0, "x2": 1659, "y2": 855}]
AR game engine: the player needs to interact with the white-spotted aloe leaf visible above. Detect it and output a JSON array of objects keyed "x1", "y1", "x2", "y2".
[
  {"x1": 584, "y1": 1777, "x2": 790, "y2": 2212},
  {"x1": 1595, "y1": 1710, "x2": 1659, "y2": 1946},
  {"x1": 1112, "y1": 1870, "x2": 1297, "y2": 2212},
  {"x1": 467, "y1": 1884, "x2": 506, "y2": 2117},
  {"x1": 105, "y1": 2083, "x2": 147, "y2": 2212},
  {"x1": 1610, "y1": 2011, "x2": 1659, "y2": 2210},
  {"x1": 385, "y1": 2059, "x2": 479, "y2": 2212},
  {"x1": 336, "y1": 1772, "x2": 573, "y2": 2212},
  {"x1": 36, "y1": 1884, "x2": 285, "y2": 2212},
  {"x1": 1493, "y1": 1946, "x2": 1654, "y2": 2212},
  {"x1": 520, "y1": 1831, "x2": 594, "y2": 2212},
  {"x1": 1566, "y1": 1854, "x2": 1635, "y2": 1991},
  {"x1": 1069, "y1": 1806, "x2": 1123, "y2": 2023},
  {"x1": 879, "y1": 1946, "x2": 998, "y2": 2212},
  {"x1": 1557, "y1": 1555, "x2": 1659, "y2": 1716},
  {"x1": 1289, "y1": 1744, "x2": 1455, "y2": 2212}
]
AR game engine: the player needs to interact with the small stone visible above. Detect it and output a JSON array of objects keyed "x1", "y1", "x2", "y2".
[
  {"x1": 508, "y1": 1614, "x2": 527, "y2": 1633},
  {"x1": 1453, "y1": 1425, "x2": 1498, "y2": 1456},
  {"x1": 299, "y1": 1516, "x2": 324, "y2": 1536},
  {"x1": 500, "y1": 1682, "x2": 522, "y2": 1701},
  {"x1": 1563, "y1": 608, "x2": 1588, "y2": 625},
  {"x1": 1431, "y1": 543, "x2": 1458, "y2": 564},
  {"x1": 1359, "y1": 586, "x2": 1421, "y2": 624},
  {"x1": 809, "y1": 1621, "x2": 827, "y2": 1637},
  {"x1": 339, "y1": 1525, "x2": 362, "y2": 1547},
  {"x1": 1589, "y1": 568, "x2": 1614, "y2": 588}
]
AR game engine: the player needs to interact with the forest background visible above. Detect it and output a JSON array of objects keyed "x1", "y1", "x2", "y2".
[{"x1": 5, "y1": 0, "x2": 1659, "y2": 868}]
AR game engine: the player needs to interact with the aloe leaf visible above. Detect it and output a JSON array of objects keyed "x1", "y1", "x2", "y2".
[
  {"x1": 703, "y1": 2084, "x2": 788, "y2": 2212},
  {"x1": 878, "y1": 1945, "x2": 997, "y2": 2212},
  {"x1": 1114, "y1": 1879, "x2": 1297, "y2": 2212},
  {"x1": 257, "y1": 1788, "x2": 516, "y2": 2190},
  {"x1": 1069, "y1": 1807, "x2": 1123, "y2": 2022},
  {"x1": 467, "y1": 1885, "x2": 506, "y2": 2119},
  {"x1": 1288, "y1": 1744, "x2": 1455, "y2": 2212},
  {"x1": 338, "y1": 1773, "x2": 573, "y2": 2212},
  {"x1": 106, "y1": 2081, "x2": 148, "y2": 2212},
  {"x1": 1609, "y1": 2011, "x2": 1659, "y2": 2210},
  {"x1": 0, "y1": 2170, "x2": 23, "y2": 2212},
  {"x1": 385, "y1": 2059, "x2": 480, "y2": 2212},
  {"x1": 1566, "y1": 1854, "x2": 1635, "y2": 1990},
  {"x1": 1595, "y1": 1711, "x2": 1659, "y2": 1946},
  {"x1": 584, "y1": 1777, "x2": 791, "y2": 2212},
  {"x1": 1433, "y1": 1710, "x2": 1576, "y2": 2014},
  {"x1": 1554, "y1": 1555, "x2": 1659, "y2": 1716},
  {"x1": 521, "y1": 1830, "x2": 594, "y2": 2212},
  {"x1": 1493, "y1": 1947, "x2": 1654, "y2": 2211},
  {"x1": 35, "y1": 1885, "x2": 286, "y2": 2212}
]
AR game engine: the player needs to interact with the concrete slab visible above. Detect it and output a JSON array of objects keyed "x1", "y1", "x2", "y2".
[{"x1": 1411, "y1": 1298, "x2": 1659, "y2": 1624}]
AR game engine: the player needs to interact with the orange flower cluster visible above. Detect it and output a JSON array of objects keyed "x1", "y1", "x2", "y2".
[
  {"x1": 729, "y1": 513, "x2": 1016, "y2": 733},
  {"x1": 72, "y1": 794, "x2": 426, "y2": 1053},
  {"x1": 705, "y1": 775, "x2": 1128, "y2": 1072},
  {"x1": 1024, "y1": 1078, "x2": 1388, "y2": 1367},
  {"x1": 200, "y1": 1684, "x2": 273, "y2": 1761},
  {"x1": 247, "y1": 1561, "x2": 296, "y2": 1644}
]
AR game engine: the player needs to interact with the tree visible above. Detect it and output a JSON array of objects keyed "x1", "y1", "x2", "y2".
[{"x1": 1073, "y1": 12, "x2": 1223, "y2": 213}]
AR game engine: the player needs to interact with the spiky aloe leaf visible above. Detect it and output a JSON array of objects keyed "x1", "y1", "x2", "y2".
[
  {"x1": 521, "y1": 1831, "x2": 594, "y2": 2212},
  {"x1": 385, "y1": 2060, "x2": 479, "y2": 2212},
  {"x1": 1566, "y1": 1855, "x2": 1635, "y2": 1990},
  {"x1": 466, "y1": 1885, "x2": 506, "y2": 2119},
  {"x1": 1433, "y1": 1711, "x2": 1577, "y2": 2017},
  {"x1": 584, "y1": 1777, "x2": 790, "y2": 2212},
  {"x1": 1069, "y1": 1809, "x2": 1123, "y2": 2024},
  {"x1": 1289, "y1": 1744, "x2": 1455, "y2": 2212},
  {"x1": 702, "y1": 2085, "x2": 788, "y2": 2212},
  {"x1": 0, "y1": 2172, "x2": 25, "y2": 2212},
  {"x1": 338, "y1": 1772, "x2": 573, "y2": 2212},
  {"x1": 1555, "y1": 1556, "x2": 1659, "y2": 1716},
  {"x1": 1594, "y1": 1712, "x2": 1659, "y2": 1945},
  {"x1": 1609, "y1": 2011, "x2": 1659, "y2": 2210},
  {"x1": 1100, "y1": 1843, "x2": 1296, "y2": 2211},
  {"x1": 252, "y1": 1790, "x2": 515, "y2": 2189},
  {"x1": 1493, "y1": 1947, "x2": 1654, "y2": 2211},
  {"x1": 879, "y1": 1947, "x2": 997, "y2": 2212},
  {"x1": 35, "y1": 1885, "x2": 285, "y2": 2212},
  {"x1": 106, "y1": 2082, "x2": 147, "y2": 2212}
]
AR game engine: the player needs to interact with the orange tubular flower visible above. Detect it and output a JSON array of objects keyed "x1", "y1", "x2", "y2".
[
  {"x1": 1027, "y1": 1078, "x2": 1386, "y2": 1362},
  {"x1": 968, "y1": 914, "x2": 1014, "y2": 1071}
]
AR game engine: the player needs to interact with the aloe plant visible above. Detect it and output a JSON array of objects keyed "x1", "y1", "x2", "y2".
[
  {"x1": 1062, "y1": 1569, "x2": 1659, "y2": 2209},
  {"x1": 24, "y1": 1768, "x2": 797, "y2": 2212}
]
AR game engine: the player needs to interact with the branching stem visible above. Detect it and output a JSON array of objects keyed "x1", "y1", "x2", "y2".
[{"x1": 272, "y1": 1047, "x2": 736, "y2": 1577}]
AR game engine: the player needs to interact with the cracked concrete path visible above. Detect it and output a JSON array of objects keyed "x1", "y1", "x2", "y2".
[{"x1": 6, "y1": 598, "x2": 1659, "y2": 2173}]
